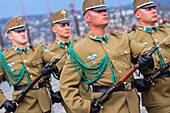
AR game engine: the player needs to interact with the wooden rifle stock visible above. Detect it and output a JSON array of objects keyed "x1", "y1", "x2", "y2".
[
  {"x1": 4, "y1": 51, "x2": 68, "y2": 113},
  {"x1": 93, "y1": 40, "x2": 165, "y2": 108},
  {"x1": 93, "y1": 64, "x2": 140, "y2": 108},
  {"x1": 5, "y1": 74, "x2": 42, "y2": 113}
]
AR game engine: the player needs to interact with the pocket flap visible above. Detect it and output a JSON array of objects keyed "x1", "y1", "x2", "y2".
[
  {"x1": 32, "y1": 58, "x2": 43, "y2": 66},
  {"x1": 118, "y1": 47, "x2": 130, "y2": 55}
]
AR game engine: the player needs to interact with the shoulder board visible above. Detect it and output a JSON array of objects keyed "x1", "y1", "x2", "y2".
[
  {"x1": 115, "y1": 31, "x2": 122, "y2": 36},
  {"x1": 111, "y1": 31, "x2": 123, "y2": 37},
  {"x1": 31, "y1": 43, "x2": 37, "y2": 48},
  {"x1": 43, "y1": 48, "x2": 50, "y2": 52},
  {"x1": 164, "y1": 23, "x2": 170, "y2": 28}
]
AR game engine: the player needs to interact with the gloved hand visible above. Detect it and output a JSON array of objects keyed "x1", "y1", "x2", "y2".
[
  {"x1": 2, "y1": 100, "x2": 16, "y2": 112},
  {"x1": 137, "y1": 53, "x2": 154, "y2": 69},
  {"x1": 50, "y1": 91, "x2": 63, "y2": 103},
  {"x1": 134, "y1": 79, "x2": 150, "y2": 92},
  {"x1": 90, "y1": 99, "x2": 100, "y2": 113},
  {"x1": 40, "y1": 63, "x2": 58, "y2": 76}
]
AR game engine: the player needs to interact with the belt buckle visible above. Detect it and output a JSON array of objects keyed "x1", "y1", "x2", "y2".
[
  {"x1": 33, "y1": 83, "x2": 39, "y2": 89},
  {"x1": 124, "y1": 82, "x2": 131, "y2": 91}
]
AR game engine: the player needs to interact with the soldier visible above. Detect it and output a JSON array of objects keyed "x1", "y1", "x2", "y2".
[
  {"x1": 129, "y1": 0, "x2": 170, "y2": 112},
  {"x1": 0, "y1": 15, "x2": 60, "y2": 113},
  {"x1": 59, "y1": 0, "x2": 155, "y2": 113},
  {"x1": 47, "y1": 9, "x2": 89, "y2": 113},
  {"x1": 47, "y1": 9, "x2": 72, "y2": 112},
  {"x1": 47, "y1": 9, "x2": 73, "y2": 73}
]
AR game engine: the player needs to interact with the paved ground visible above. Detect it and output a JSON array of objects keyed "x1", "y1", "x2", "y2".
[{"x1": 0, "y1": 75, "x2": 147, "y2": 113}]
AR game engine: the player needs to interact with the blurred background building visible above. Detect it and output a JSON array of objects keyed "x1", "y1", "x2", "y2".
[{"x1": 0, "y1": 0, "x2": 170, "y2": 50}]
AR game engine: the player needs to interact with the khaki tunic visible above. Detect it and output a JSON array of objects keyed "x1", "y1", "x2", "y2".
[
  {"x1": 0, "y1": 43, "x2": 58, "y2": 113},
  {"x1": 47, "y1": 38, "x2": 73, "y2": 113},
  {"x1": 60, "y1": 32, "x2": 148, "y2": 113},
  {"x1": 129, "y1": 24, "x2": 170, "y2": 108},
  {"x1": 47, "y1": 39, "x2": 74, "y2": 70},
  {"x1": 47, "y1": 38, "x2": 90, "y2": 113}
]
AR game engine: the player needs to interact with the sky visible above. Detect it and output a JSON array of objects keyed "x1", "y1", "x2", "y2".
[{"x1": 0, "y1": 0, "x2": 134, "y2": 19}]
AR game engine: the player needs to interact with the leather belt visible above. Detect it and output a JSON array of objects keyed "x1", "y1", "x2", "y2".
[
  {"x1": 14, "y1": 82, "x2": 46, "y2": 91},
  {"x1": 145, "y1": 71, "x2": 170, "y2": 79},
  {"x1": 92, "y1": 82, "x2": 135, "y2": 92}
]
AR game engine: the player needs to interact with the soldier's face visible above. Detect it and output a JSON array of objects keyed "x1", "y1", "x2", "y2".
[
  {"x1": 135, "y1": 7, "x2": 158, "y2": 26},
  {"x1": 52, "y1": 23, "x2": 71, "y2": 39},
  {"x1": 84, "y1": 10, "x2": 109, "y2": 27},
  {"x1": 7, "y1": 30, "x2": 28, "y2": 46}
]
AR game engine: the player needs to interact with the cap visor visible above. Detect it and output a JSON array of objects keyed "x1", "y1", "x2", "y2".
[
  {"x1": 141, "y1": 3, "x2": 156, "y2": 9},
  {"x1": 12, "y1": 26, "x2": 26, "y2": 31},
  {"x1": 91, "y1": 7, "x2": 108, "y2": 11},
  {"x1": 57, "y1": 20, "x2": 70, "y2": 24}
]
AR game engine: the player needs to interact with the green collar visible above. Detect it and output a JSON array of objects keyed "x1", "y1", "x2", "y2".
[
  {"x1": 140, "y1": 25, "x2": 159, "y2": 33},
  {"x1": 91, "y1": 33, "x2": 109, "y2": 42},
  {"x1": 13, "y1": 46, "x2": 29, "y2": 54},
  {"x1": 55, "y1": 39, "x2": 71, "y2": 48}
]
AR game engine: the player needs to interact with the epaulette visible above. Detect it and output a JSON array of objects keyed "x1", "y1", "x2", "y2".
[
  {"x1": 164, "y1": 23, "x2": 170, "y2": 28},
  {"x1": 111, "y1": 31, "x2": 123, "y2": 37},
  {"x1": 115, "y1": 31, "x2": 123, "y2": 36},
  {"x1": 43, "y1": 48, "x2": 50, "y2": 52},
  {"x1": 31, "y1": 43, "x2": 37, "y2": 48}
]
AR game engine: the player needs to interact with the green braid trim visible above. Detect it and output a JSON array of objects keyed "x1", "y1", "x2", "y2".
[
  {"x1": 80, "y1": 82, "x2": 90, "y2": 92},
  {"x1": 154, "y1": 44, "x2": 164, "y2": 67},
  {"x1": 109, "y1": 58, "x2": 117, "y2": 83},
  {"x1": 69, "y1": 44, "x2": 117, "y2": 87},
  {"x1": 0, "y1": 51, "x2": 30, "y2": 86}
]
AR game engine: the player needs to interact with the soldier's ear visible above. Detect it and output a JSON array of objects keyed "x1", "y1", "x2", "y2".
[
  {"x1": 52, "y1": 24, "x2": 57, "y2": 33},
  {"x1": 84, "y1": 12, "x2": 90, "y2": 23},
  {"x1": 7, "y1": 32, "x2": 13, "y2": 40},
  {"x1": 135, "y1": 10, "x2": 141, "y2": 19}
]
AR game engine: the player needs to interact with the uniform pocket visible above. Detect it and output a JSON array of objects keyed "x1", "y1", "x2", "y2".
[
  {"x1": 32, "y1": 57, "x2": 43, "y2": 66},
  {"x1": 9, "y1": 65, "x2": 22, "y2": 73},
  {"x1": 32, "y1": 57, "x2": 43, "y2": 70},
  {"x1": 85, "y1": 56, "x2": 103, "y2": 67},
  {"x1": 117, "y1": 47, "x2": 131, "y2": 69}
]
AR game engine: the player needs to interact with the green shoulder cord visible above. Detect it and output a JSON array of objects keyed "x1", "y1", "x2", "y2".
[
  {"x1": 0, "y1": 51, "x2": 30, "y2": 86},
  {"x1": 154, "y1": 44, "x2": 164, "y2": 67},
  {"x1": 69, "y1": 44, "x2": 117, "y2": 92}
]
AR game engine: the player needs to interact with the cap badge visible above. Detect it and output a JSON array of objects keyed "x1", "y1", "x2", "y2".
[
  {"x1": 17, "y1": 16, "x2": 23, "y2": 25},
  {"x1": 61, "y1": 10, "x2": 66, "y2": 15},
  {"x1": 100, "y1": 0, "x2": 103, "y2": 5},
  {"x1": 17, "y1": 17, "x2": 23, "y2": 22},
  {"x1": 61, "y1": 10, "x2": 66, "y2": 19}
]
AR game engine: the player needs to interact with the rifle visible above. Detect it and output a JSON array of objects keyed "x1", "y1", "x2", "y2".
[
  {"x1": 93, "y1": 35, "x2": 170, "y2": 109},
  {"x1": 143, "y1": 61, "x2": 170, "y2": 85},
  {"x1": 5, "y1": 51, "x2": 68, "y2": 113}
]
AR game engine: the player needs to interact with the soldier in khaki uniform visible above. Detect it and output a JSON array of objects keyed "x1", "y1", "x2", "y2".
[
  {"x1": 129, "y1": 0, "x2": 170, "y2": 112},
  {"x1": 0, "y1": 15, "x2": 60, "y2": 113},
  {"x1": 59, "y1": 0, "x2": 155, "y2": 113},
  {"x1": 47, "y1": 9, "x2": 89, "y2": 113},
  {"x1": 48, "y1": 9, "x2": 74, "y2": 72},
  {"x1": 47, "y1": 9, "x2": 73, "y2": 113}
]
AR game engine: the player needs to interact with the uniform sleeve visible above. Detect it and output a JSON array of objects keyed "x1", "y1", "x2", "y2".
[
  {"x1": 0, "y1": 61, "x2": 7, "y2": 107},
  {"x1": 40, "y1": 45, "x2": 60, "y2": 92},
  {"x1": 129, "y1": 35, "x2": 159, "y2": 71},
  {"x1": 41, "y1": 46, "x2": 60, "y2": 63},
  {"x1": 59, "y1": 54, "x2": 91, "y2": 113}
]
